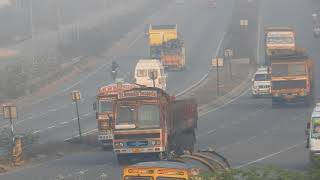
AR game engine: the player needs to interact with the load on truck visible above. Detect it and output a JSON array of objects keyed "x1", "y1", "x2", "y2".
[
  {"x1": 270, "y1": 50, "x2": 314, "y2": 107},
  {"x1": 93, "y1": 81, "x2": 142, "y2": 149},
  {"x1": 306, "y1": 103, "x2": 320, "y2": 161},
  {"x1": 134, "y1": 59, "x2": 166, "y2": 90},
  {"x1": 112, "y1": 87, "x2": 198, "y2": 163},
  {"x1": 148, "y1": 24, "x2": 186, "y2": 70},
  {"x1": 252, "y1": 66, "x2": 271, "y2": 97},
  {"x1": 265, "y1": 27, "x2": 296, "y2": 65},
  {"x1": 122, "y1": 150, "x2": 230, "y2": 180}
]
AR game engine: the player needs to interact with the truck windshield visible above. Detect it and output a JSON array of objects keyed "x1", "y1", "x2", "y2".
[
  {"x1": 138, "y1": 104, "x2": 160, "y2": 128},
  {"x1": 312, "y1": 118, "x2": 320, "y2": 139},
  {"x1": 125, "y1": 177, "x2": 153, "y2": 180},
  {"x1": 267, "y1": 36, "x2": 294, "y2": 44},
  {"x1": 157, "y1": 177, "x2": 186, "y2": 180},
  {"x1": 99, "y1": 100, "x2": 112, "y2": 113},
  {"x1": 271, "y1": 63, "x2": 306, "y2": 76},
  {"x1": 254, "y1": 74, "x2": 270, "y2": 81},
  {"x1": 116, "y1": 104, "x2": 137, "y2": 125}
]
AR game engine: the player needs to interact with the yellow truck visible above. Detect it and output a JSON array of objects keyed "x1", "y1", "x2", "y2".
[
  {"x1": 265, "y1": 27, "x2": 296, "y2": 65},
  {"x1": 122, "y1": 150, "x2": 230, "y2": 180},
  {"x1": 270, "y1": 50, "x2": 314, "y2": 107},
  {"x1": 148, "y1": 25, "x2": 186, "y2": 71}
]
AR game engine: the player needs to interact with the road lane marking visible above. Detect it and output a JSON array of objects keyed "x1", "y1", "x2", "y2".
[
  {"x1": 48, "y1": 126, "x2": 55, "y2": 129},
  {"x1": 64, "y1": 128, "x2": 98, "y2": 141},
  {"x1": 128, "y1": 32, "x2": 143, "y2": 48},
  {"x1": 59, "y1": 121, "x2": 68, "y2": 125},
  {"x1": 235, "y1": 141, "x2": 306, "y2": 169},
  {"x1": 207, "y1": 129, "x2": 217, "y2": 134},
  {"x1": 32, "y1": 130, "x2": 41, "y2": 134}
]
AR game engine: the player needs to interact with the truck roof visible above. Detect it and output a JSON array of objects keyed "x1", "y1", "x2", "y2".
[
  {"x1": 265, "y1": 27, "x2": 294, "y2": 32},
  {"x1": 128, "y1": 161, "x2": 195, "y2": 169},
  {"x1": 135, "y1": 59, "x2": 164, "y2": 69},
  {"x1": 150, "y1": 25, "x2": 177, "y2": 30}
]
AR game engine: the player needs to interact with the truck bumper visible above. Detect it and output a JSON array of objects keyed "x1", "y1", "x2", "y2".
[
  {"x1": 252, "y1": 89, "x2": 271, "y2": 97},
  {"x1": 114, "y1": 147, "x2": 165, "y2": 154}
]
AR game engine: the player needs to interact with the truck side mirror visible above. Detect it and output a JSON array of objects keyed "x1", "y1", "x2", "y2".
[{"x1": 93, "y1": 102, "x2": 97, "y2": 111}]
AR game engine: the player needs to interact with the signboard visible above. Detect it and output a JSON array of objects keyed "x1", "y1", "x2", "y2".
[
  {"x1": 119, "y1": 90, "x2": 158, "y2": 99},
  {"x1": 71, "y1": 90, "x2": 81, "y2": 101},
  {"x1": 99, "y1": 83, "x2": 140, "y2": 95},
  {"x1": 224, "y1": 49, "x2": 233, "y2": 57},
  {"x1": 212, "y1": 58, "x2": 224, "y2": 67},
  {"x1": 3, "y1": 105, "x2": 17, "y2": 119},
  {"x1": 240, "y1": 19, "x2": 248, "y2": 26}
]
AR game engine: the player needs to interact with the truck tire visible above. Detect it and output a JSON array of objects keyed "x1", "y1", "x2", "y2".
[
  {"x1": 305, "y1": 96, "x2": 311, "y2": 107},
  {"x1": 272, "y1": 98, "x2": 280, "y2": 108}
]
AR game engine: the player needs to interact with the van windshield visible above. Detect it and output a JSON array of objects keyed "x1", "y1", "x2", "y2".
[
  {"x1": 254, "y1": 74, "x2": 270, "y2": 81},
  {"x1": 312, "y1": 117, "x2": 320, "y2": 139}
]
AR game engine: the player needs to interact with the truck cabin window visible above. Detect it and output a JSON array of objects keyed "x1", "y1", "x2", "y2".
[
  {"x1": 138, "y1": 104, "x2": 160, "y2": 128},
  {"x1": 125, "y1": 177, "x2": 153, "y2": 180},
  {"x1": 254, "y1": 74, "x2": 270, "y2": 81},
  {"x1": 312, "y1": 118, "x2": 320, "y2": 139},
  {"x1": 137, "y1": 70, "x2": 148, "y2": 77},
  {"x1": 99, "y1": 100, "x2": 112, "y2": 113},
  {"x1": 157, "y1": 177, "x2": 186, "y2": 180},
  {"x1": 271, "y1": 63, "x2": 306, "y2": 76},
  {"x1": 116, "y1": 104, "x2": 137, "y2": 125},
  {"x1": 267, "y1": 36, "x2": 294, "y2": 44}
]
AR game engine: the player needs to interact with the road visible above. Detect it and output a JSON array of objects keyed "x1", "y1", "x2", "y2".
[{"x1": 1, "y1": 0, "x2": 319, "y2": 179}]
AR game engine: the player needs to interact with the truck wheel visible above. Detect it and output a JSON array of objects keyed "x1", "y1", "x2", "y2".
[
  {"x1": 272, "y1": 98, "x2": 280, "y2": 108},
  {"x1": 117, "y1": 154, "x2": 127, "y2": 165},
  {"x1": 305, "y1": 96, "x2": 311, "y2": 107}
]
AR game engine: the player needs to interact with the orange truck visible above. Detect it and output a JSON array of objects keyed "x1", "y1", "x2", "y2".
[
  {"x1": 148, "y1": 25, "x2": 186, "y2": 70},
  {"x1": 270, "y1": 50, "x2": 314, "y2": 107},
  {"x1": 265, "y1": 27, "x2": 296, "y2": 65},
  {"x1": 112, "y1": 87, "x2": 197, "y2": 163},
  {"x1": 93, "y1": 82, "x2": 141, "y2": 149}
]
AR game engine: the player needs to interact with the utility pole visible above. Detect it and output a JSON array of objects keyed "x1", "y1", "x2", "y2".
[{"x1": 224, "y1": 48, "x2": 234, "y2": 80}]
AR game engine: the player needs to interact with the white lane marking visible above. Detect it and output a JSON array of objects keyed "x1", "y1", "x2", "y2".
[
  {"x1": 48, "y1": 126, "x2": 55, "y2": 129},
  {"x1": 64, "y1": 128, "x2": 98, "y2": 141},
  {"x1": 235, "y1": 141, "x2": 306, "y2": 169},
  {"x1": 32, "y1": 130, "x2": 41, "y2": 134},
  {"x1": 175, "y1": 30, "x2": 227, "y2": 97},
  {"x1": 128, "y1": 32, "x2": 143, "y2": 48},
  {"x1": 199, "y1": 88, "x2": 250, "y2": 117},
  {"x1": 59, "y1": 121, "x2": 68, "y2": 125},
  {"x1": 207, "y1": 129, "x2": 217, "y2": 134},
  {"x1": 83, "y1": 113, "x2": 91, "y2": 117}
]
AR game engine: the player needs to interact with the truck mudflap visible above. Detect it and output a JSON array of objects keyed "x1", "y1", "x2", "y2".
[{"x1": 171, "y1": 149, "x2": 230, "y2": 172}]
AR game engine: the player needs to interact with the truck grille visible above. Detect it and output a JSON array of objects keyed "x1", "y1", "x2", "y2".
[
  {"x1": 114, "y1": 133, "x2": 160, "y2": 140},
  {"x1": 127, "y1": 141, "x2": 149, "y2": 147},
  {"x1": 272, "y1": 80, "x2": 306, "y2": 90}
]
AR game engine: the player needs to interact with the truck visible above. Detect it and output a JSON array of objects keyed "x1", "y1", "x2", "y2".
[
  {"x1": 94, "y1": 81, "x2": 141, "y2": 149},
  {"x1": 252, "y1": 66, "x2": 271, "y2": 97},
  {"x1": 270, "y1": 50, "x2": 314, "y2": 107},
  {"x1": 112, "y1": 87, "x2": 198, "y2": 163},
  {"x1": 122, "y1": 150, "x2": 230, "y2": 179},
  {"x1": 148, "y1": 24, "x2": 186, "y2": 70},
  {"x1": 306, "y1": 103, "x2": 320, "y2": 161},
  {"x1": 265, "y1": 27, "x2": 296, "y2": 65}
]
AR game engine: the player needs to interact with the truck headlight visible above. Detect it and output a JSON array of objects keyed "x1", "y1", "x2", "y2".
[
  {"x1": 151, "y1": 140, "x2": 161, "y2": 146},
  {"x1": 114, "y1": 142, "x2": 124, "y2": 148}
]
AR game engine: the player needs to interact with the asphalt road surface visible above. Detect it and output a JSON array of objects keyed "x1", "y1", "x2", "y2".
[{"x1": 2, "y1": 0, "x2": 319, "y2": 179}]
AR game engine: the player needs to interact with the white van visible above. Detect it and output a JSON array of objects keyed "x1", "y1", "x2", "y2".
[
  {"x1": 134, "y1": 59, "x2": 166, "y2": 90},
  {"x1": 251, "y1": 67, "x2": 271, "y2": 97},
  {"x1": 307, "y1": 104, "x2": 320, "y2": 160}
]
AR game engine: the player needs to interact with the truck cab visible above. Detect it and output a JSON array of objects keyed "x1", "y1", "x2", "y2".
[
  {"x1": 134, "y1": 59, "x2": 166, "y2": 90},
  {"x1": 307, "y1": 104, "x2": 320, "y2": 160},
  {"x1": 252, "y1": 67, "x2": 271, "y2": 97},
  {"x1": 94, "y1": 81, "x2": 141, "y2": 149}
]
